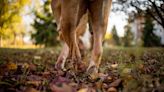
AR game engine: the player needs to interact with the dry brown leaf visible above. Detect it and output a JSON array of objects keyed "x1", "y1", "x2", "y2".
[
  {"x1": 95, "y1": 81, "x2": 103, "y2": 89},
  {"x1": 107, "y1": 87, "x2": 117, "y2": 92},
  {"x1": 109, "y1": 79, "x2": 122, "y2": 87},
  {"x1": 42, "y1": 71, "x2": 51, "y2": 77},
  {"x1": 29, "y1": 64, "x2": 37, "y2": 71},
  {"x1": 98, "y1": 73, "x2": 108, "y2": 80},
  {"x1": 102, "y1": 83, "x2": 109, "y2": 89},
  {"x1": 111, "y1": 64, "x2": 118, "y2": 69},
  {"x1": 106, "y1": 76, "x2": 113, "y2": 83},
  {"x1": 78, "y1": 88, "x2": 96, "y2": 92},
  {"x1": 50, "y1": 83, "x2": 74, "y2": 92},
  {"x1": 69, "y1": 82, "x2": 78, "y2": 88}
]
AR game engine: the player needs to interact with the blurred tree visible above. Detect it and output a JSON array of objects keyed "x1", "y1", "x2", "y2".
[
  {"x1": 0, "y1": 0, "x2": 30, "y2": 46},
  {"x1": 142, "y1": 15, "x2": 161, "y2": 47},
  {"x1": 111, "y1": 25, "x2": 121, "y2": 46},
  {"x1": 122, "y1": 24, "x2": 134, "y2": 47},
  {"x1": 32, "y1": 0, "x2": 59, "y2": 47},
  {"x1": 114, "y1": 0, "x2": 164, "y2": 29}
]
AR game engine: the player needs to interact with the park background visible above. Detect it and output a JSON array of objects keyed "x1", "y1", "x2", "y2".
[{"x1": 0, "y1": 0, "x2": 164, "y2": 48}]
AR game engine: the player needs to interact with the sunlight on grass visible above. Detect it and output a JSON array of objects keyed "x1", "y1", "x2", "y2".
[{"x1": 1, "y1": 45, "x2": 44, "y2": 49}]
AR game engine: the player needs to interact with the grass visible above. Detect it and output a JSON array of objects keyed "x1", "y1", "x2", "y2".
[{"x1": 0, "y1": 47, "x2": 164, "y2": 92}]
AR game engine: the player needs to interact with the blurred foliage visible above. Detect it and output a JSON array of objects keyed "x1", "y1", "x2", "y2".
[
  {"x1": 0, "y1": 0, "x2": 31, "y2": 47},
  {"x1": 142, "y1": 15, "x2": 161, "y2": 47},
  {"x1": 113, "y1": 0, "x2": 164, "y2": 47},
  {"x1": 32, "y1": 0, "x2": 59, "y2": 47},
  {"x1": 114, "y1": 0, "x2": 164, "y2": 29},
  {"x1": 122, "y1": 24, "x2": 134, "y2": 47},
  {"x1": 111, "y1": 25, "x2": 121, "y2": 46},
  {"x1": 0, "y1": 0, "x2": 30, "y2": 46}
]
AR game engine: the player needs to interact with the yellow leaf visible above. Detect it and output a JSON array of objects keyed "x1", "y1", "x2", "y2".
[
  {"x1": 78, "y1": 88, "x2": 88, "y2": 92},
  {"x1": 7, "y1": 62, "x2": 17, "y2": 70},
  {"x1": 78, "y1": 88, "x2": 96, "y2": 92}
]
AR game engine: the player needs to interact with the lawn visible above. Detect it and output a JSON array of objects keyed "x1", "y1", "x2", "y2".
[{"x1": 0, "y1": 47, "x2": 164, "y2": 92}]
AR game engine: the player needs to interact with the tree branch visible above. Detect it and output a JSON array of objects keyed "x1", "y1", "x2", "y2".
[
  {"x1": 148, "y1": 0, "x2": 164, "y2": 28},
  {"x1": 146, "y1": 9, "x2": 163, "y2": 26}
]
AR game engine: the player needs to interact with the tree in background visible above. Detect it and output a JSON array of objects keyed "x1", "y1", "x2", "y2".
[
  {"x1": 32, "y1": 0, "x2": 59, "y2": 47},
  {"x1": 114, "y1": 0, "x2": 164, "y2": 29},
  {"x1": 142, "y1": 16, "x2": 161, "y2": 47},
  {"x1": 111, "y1": 25, "x2": 121, "y2": 46},
  {"x1": 122, "y1": 24, "x2": 134, "y2": 47},
  {"x1": 0, "y1": 0, "x2": 30, "y2": 46},
  {"x1": 114, "y1": 0, "x2": 163, "y2": 47}
]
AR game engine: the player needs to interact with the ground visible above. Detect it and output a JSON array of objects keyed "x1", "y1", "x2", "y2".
[{"x1": 0, "y1": 47, "x2": 164, "y2": 92}]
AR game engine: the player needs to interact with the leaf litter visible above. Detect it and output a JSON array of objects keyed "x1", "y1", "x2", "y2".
[{"x1": 0, "y1": 48, "x2": 164, "y2": 92}]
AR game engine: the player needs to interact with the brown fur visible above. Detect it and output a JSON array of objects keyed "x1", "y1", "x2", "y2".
[{"x1": 51, "y1": 0, "x2": 112, "y2": 75}]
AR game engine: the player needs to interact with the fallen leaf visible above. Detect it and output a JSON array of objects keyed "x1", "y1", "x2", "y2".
[
  {"x1": 98, "y1": 73, "x2": 108, "y2": 80},
  {"x1": 139, "y1": 64, "x2": 144, "y2": 69},
  {"x1": 34, "y1": 56, "x2": 41, "y2": 60},
  {"x1": 29, "y1": 63, "x2": 37, "y2": 71},
  {"x1": 106, "y1": 76, "x2": 113, "y2": 83},
  {"x1": 107, "y1": 87, "x2": 117, "y2": 92},
  {"x1": 7, "y1": 62, "x2": 17, "y2": 70},
  {"x1": 78, "y1": 88, "x2": 88, "y2": 92},
  {"x1": 42, "y1": 71, "x2": 51, "y2": 77},
  {"x1": 111, "y1": 64, "x2": 118, "y2": 69},
  {"x1": 69, "y1": 82, "x2": 78, "y2": 88},
  {"x1": 23, "y1": 63, "x2": 29, "y2": 69},
  {"x1": 95, "y1": 81, "x2": 103, "y2": 89},
  {"x1": 109, "y1": 79, "x2": 122, "y2": 87},
  {"x1": 52, "y1": 76, "x2": 70, "y2": 84},
  {"x1": 78, "y1": 88, "x2": 96, "y2": 92},
  {"x1": 102, "y1": 83, "x2": 109, "y2": 89},
  {"x1": 50, "y1": 83, "x2": 75, "y2": 92}
]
